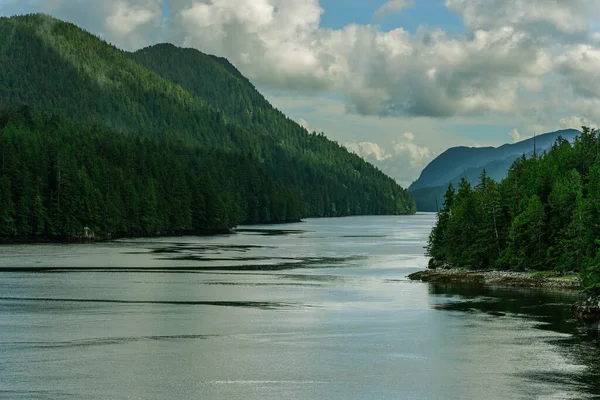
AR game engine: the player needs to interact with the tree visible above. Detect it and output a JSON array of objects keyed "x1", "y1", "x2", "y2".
[{"x1": 0, "y1": 175, "x2": 16, "y2": 236}]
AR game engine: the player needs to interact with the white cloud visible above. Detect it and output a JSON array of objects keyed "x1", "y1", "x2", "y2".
[
  {"x1": 508, "y1": 128, "x2": 522, "y2": 142},
  {"x1": 559, "y1": 116, "x2": 597, "y2": 130},
  {"x1": 297, "y1": 117, "x2": 311, "y2": 131},
  {"x1": 0, "y1": 0, "x2": 164, "y2": 49},
  {"x1": 344, "y1": 141, "x2": 391, "y2": 161},
  {"x1": 4, "y1": 0, "x2": 600, "y2": 121},
  {"x1": 392, "y1": 133, "x2": 431, "y2": 167},
  {"x1": 343, "y1": 132, "x2": 433, "y2": 186},
  {"x1": 445, "y1": 0, "x2": 594, "y2": 37},
  {"x1": 373, "y1": 0, "x2": 414, "y2": 19}
]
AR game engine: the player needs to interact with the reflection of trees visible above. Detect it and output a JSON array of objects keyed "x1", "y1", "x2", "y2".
[{"x1": 428, "y1": 283, "x2": 599, "y2": 396}]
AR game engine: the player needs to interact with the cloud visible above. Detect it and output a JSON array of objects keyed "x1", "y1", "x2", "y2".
[
  {"x1": 445, "y1": 0, "x2": 595, "y2": 39},
  {"x1": 403, "y1": 132, "x2": 415, "y2": 141},
  {"x1": 164, "y1": 0, "x2": 583, "y2": 118},
  {"x1": 344, "y1": 133, "x2": 433, "y2": 186},
  {"x1": 508, "y1": 128, "x2": 522, "y2": 142},
  {"x1": 373, "y1": 0, "x2": 414, "y2": 19},
  {"x1": 3, "y1": 0, "x2": 600, "y2": 129},
  {"x1": 392, "y1": 132, "x2": 431, "y2": 167},
  {"x1": 297, "y1": 117, "x2": 311, "y2": 131},
  {"x1": 0, "y1": 0, "x2": 164, "y2": 49},
  {"x1": 344, "y1": 141, "x2": 390, "y2": 161},
  {"x1": 508, "y1": 129, "x2": 523, "y2": 143},
  {"x1": 559, "y1": 116, "x2": 597, "y2": 130},
  {"x1": 344, "y1": 132, "x2": 431, "y2": 166}
]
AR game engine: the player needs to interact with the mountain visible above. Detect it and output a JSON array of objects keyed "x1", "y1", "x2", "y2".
[
  {"x1": 0, "y1": 14, "x2": 415, "y2": 239},
  {"x1": 409, "y1": 129, "x2": 580, "y2": 211}
]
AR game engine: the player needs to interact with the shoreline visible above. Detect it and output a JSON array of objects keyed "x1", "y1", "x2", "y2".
[
  {"x1": 408, "y1": 267, "x2": 600, "y2": 322},
  {"x1": 0, "y1": 229, "x2": 234, "y2": 245},
  {"x1": 407, "y1": 268, "x2": 581, "y2": 291}
]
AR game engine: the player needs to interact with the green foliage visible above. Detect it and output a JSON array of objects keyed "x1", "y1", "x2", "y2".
[
  {"x1": 0, "y1": 14, "x2": 415, "y2": 239},
  {"x1": 427, "y1": 127, "x2": 600, "y2": 292},
  {"x1": 0, "y1": 107, "x2": 310, "y2": 237}
]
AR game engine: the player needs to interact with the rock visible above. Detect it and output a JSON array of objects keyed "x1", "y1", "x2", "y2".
[
  {"x1": 406, "y1": 268, "x2": 580, "y2": 290},
  {"x1": 572, "y1": 295, "x2": 600, "y2": 323},
  {"x1": 427, "y1": 258, "x2": 453, "y2": 270},
  {"x1": 408, "y1": 271, "x2": 426, "y2": 280}
]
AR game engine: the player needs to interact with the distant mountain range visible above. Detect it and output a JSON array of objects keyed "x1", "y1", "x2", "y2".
[{"x1": 409, "y1": 129, "x2": 581, "y2": 211}]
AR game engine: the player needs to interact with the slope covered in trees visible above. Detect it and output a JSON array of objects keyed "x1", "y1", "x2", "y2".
[
  {"x1": 0, "y1": 105, "x2": 307, "y2": 238},
  {"x1": 0, "y1": 14, "x2": 415, "y2": 239},
  {"x1": 427, "y1": 128, "x2": 600, "y2": 293},
  {"x1": 409, "y1": 129, "x2": 579, "y2": 211}
]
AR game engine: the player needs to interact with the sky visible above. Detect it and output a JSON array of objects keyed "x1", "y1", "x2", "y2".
[{"x1": 1, "y1": 0, "x2": 600, "y2": 186}]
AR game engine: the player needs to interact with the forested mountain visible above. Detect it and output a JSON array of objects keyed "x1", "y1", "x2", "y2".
[
  {"x1": 0, "y1": 13, "x2": 415, "y2": 239},
  {"x1": 427, "y1": 128, "x2": 600, "y2": 293},
  {"x1": 409, "y1": 129, "x2": 579, "y2": 211}
]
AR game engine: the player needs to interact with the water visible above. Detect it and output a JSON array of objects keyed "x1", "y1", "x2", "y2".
[{"x1": 0, "y1": 214, "x2": 598, "y2": 399}]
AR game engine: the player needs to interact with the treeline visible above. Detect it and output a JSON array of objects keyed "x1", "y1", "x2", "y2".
[
  {"x1": 427, "y1": 128, "x2": 600, "y2": 293},
  {"x1": 0, "y1": 106, "x2": 305, "y2": 238}
]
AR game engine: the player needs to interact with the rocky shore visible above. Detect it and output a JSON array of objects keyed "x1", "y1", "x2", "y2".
[
  {"x1": 407, "y1": 268, "x2": 581, "y2": 290},
  {"x1": 571, "y1": 295, "x2": 600, "y2": 323},
  {"x1": 409, "y1": 261, "x2": 600, "y2": 323}
]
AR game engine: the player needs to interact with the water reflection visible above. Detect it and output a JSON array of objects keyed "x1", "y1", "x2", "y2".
[{"x1": 429, "y1": 282, "x2": 600, "y2": 398}]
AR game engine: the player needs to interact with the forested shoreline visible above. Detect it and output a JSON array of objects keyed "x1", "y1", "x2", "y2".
[{"x1": 427, "y1": 127, "x2": 600, "y2": 293}]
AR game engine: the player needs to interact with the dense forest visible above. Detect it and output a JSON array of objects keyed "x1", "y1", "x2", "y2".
[
  {"x1": 0, "y1": 14, "x2": 415, "y2": 239},
  {"x1": 427, "y1": 128, "x2": 600, "y2": 293},
  {"x1": 0, "y1": 105, "x2": 307, "y2": 237}
]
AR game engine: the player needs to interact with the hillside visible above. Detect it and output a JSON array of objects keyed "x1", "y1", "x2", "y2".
[
  {"x1": 0, "y1": 105, "x2": 306, "y2": 237},
  {"x1": 0, "y1": 14, "x2": 414, "y2": 239},
  {"x1": 426, "y1": 128, "x2": 600, "y2": 294},
  {"x1": 409, "y1": 129, "x2": 579, "y2": 211}
]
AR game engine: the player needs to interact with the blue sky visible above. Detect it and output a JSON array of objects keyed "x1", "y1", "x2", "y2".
[{"x1": 319, "y1": 0, "x2": 464, "y2": 33}]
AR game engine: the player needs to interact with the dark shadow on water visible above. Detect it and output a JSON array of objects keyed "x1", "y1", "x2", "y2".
[
  {"x1": 155, "y1": 256, "x2": 300, "y2": 262},
  {"x1": 202, "y1": 281, "x2": 322, "y2": 287},
  {"x1": 11, "y1": 334, "x2": 219, "y2": 349},
  {"x1": 428, "y1": 283, "x2": 579, "y2": 326},
  {"x1": 0, "y1": 297, "x2": 301, "y2": 310},
  {"x1": 0, "y1": 256, "x2": 361, "y2": 273},
  {"x1": 279, "y1": 274, "x2": 345, "y2": 283},
  {"x1": 342, "y1": 235, "x2": 388, "y2": 238},
  {"x1": 428, "y1": 282, "x2": 600, "y2": 397},
  {"x1": 149, "y1": 244, "x2": 275, "y2": 255},
  {"x1": 234, "y1": 228, "x2": 306, "y2": 236}
]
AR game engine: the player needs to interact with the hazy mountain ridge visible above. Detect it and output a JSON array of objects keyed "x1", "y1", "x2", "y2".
[{"x1": 409, "y1": 129, "x2": 580, "y2": 211}]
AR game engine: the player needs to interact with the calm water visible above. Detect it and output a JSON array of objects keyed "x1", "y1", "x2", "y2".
[{"x1": 0, "y1": 214, "x2": 598, "y2": 399}]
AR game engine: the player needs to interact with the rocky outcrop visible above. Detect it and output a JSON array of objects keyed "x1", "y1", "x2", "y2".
[
  {"x1": 427, "y1": 259, "x2": 452, "y2": 270},
  {"x1": 571, "y1": 296, "x2": 600, "y2": 323},
  {"x1": 408, "y1": 268, "x2": 580, "y2": 290}
]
